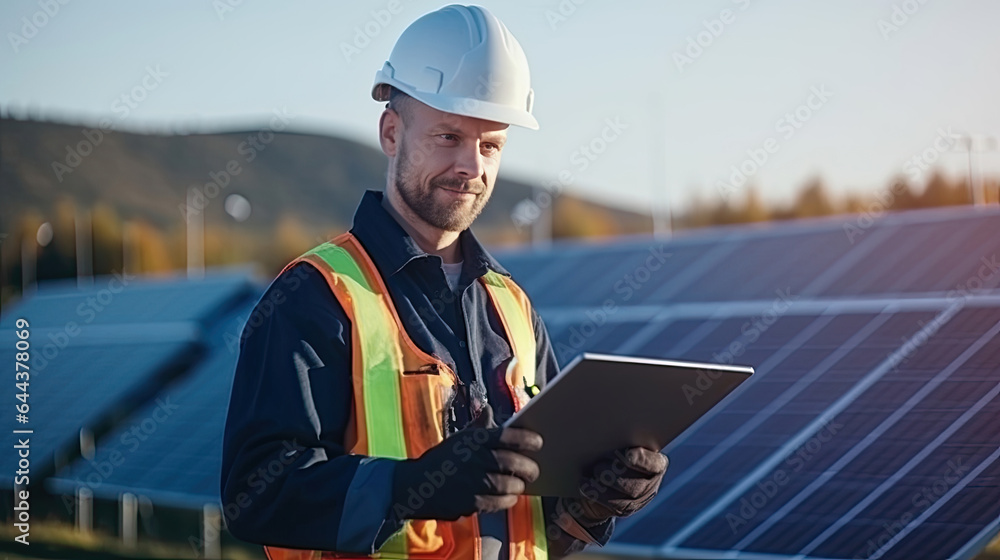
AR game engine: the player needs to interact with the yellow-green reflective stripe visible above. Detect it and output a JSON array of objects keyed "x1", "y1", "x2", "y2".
[
  {"x1": 483, "y1": 272, "x2": 549, "y2": 554},
  {"x1": 306, "y1": 244, "x2": 407, "y2": 460},
  {"x1": 377, "y1": 525, "x2": 410, "y2": 558},
  {"x1": 482, "y1": 271, "x2": 536, "y2": 386},
  {"x1": 529, "y1": 496, "x2": 549, "y2": 559}
]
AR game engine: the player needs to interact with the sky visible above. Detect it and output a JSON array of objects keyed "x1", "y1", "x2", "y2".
[{"x1": 2, "y1": 0, "x2": 999, "y2": 215}]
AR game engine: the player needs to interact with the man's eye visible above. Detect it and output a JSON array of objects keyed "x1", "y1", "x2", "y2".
[{"x1": 440, "y1": 134, "x2": 458, "y2": 142}]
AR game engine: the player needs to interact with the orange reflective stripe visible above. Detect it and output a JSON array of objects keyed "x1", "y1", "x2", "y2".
[
  {"x1": 303, "y1": 241, "x2": 408, "y2": 460},
  {"x1": 480, "y1": 270, "x2": 537, "y2": 410},
  {"x1": 481, "y1": 271, "x2": 548, "y2": 560}
]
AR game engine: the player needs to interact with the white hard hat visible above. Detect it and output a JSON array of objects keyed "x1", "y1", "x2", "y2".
[{"x1": 372, "y1": 4, "x2": 538, "y2": 130}]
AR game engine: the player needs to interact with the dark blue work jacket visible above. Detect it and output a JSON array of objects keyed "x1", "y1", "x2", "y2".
[{"x1": 221, "y1": 189, "x2": 613, "y2": 557}]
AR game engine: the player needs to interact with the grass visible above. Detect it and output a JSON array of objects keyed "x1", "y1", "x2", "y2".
[{"x1": 0, "y1": 520, "x2": 264, "y2": 560}]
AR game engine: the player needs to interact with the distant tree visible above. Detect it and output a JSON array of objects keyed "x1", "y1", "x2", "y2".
[
  {"x1": 986, "y1": 178, "x2": 1000, "y2": 205},
  {"x1": 793, "y1": 177, "x2": 835, "y2": 218},
  {"x1": 920, "y1": 172, "x2": 969, "y2": 207},
  {"x1": 132, "y1": 220, "x2": 175, "y2": 274},
  {"x1": 269, "y1": 212, "x2": 315, "y2": 270},
  {"x1": 678, "y1": 192, "x2": 714, "y2": 229},
  {"x1": 841, "y1": 192, "x2": 867, "y2": 215},
  {"x1": 708, "y1": 199, "x2": 739, "y2": 225},
  {"x1": 740, "y1": 185, "x2": 770, "y2": 223},
  {"x1": 91, "y1": 202, "x2": 123, "y2": 275},
  {"x1": 35, "y1": 196, "x2": 77, "y2": 281},
  {"x1": 552, "y1": 197, "x2": 619, "y2": 239},
  {"x1": 884, "y1": 176, "x2": 920, "y2": 210}
]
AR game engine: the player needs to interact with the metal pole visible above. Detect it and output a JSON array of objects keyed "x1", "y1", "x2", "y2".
[
  {"x1": 77, "y1": 487, "x2": 93, "y2": 533},
  {"x1": 202, "y1": 503, "x2": 222, "y2": 559},
  {"x1": 955, "y1": 134, "x2": 999, "y2": 206},
  {"x1": 649, "y1": 94, "x2": 671, "y2": 241},
  {"x1": 75, "y1": 209, "x2": 93, "y2": 287},
  {"x1": 121, "y1": 493, "x2": 138, "y2": 547},
  {"x1": 530, "y1": 186, "x2": 552, "y2": 250},
  {"x1": 21, "y1": 234, "x2": 36, "y2": 295},
  {"x1": 187, "y1": 187, "x2": 205, "y2": 279},
  {"x1": 123, "y1": 221, "x2": 138, "y2": 277}
]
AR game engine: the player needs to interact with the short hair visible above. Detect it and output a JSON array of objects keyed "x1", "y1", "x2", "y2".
[{"x1": 386, "y1": 87, "x2": 414, "y2": 125}]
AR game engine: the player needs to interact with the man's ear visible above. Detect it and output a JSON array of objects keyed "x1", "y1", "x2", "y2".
[{"x1": 379, "y1": 108, "x2": 401, "y2": 158}]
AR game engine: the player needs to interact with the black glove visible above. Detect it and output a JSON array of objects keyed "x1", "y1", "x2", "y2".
[
  {"x1": 391, "y1": 405, "x2": 543, "y2": 521},
  {"x1": 562, "y1": 447, "x2": 668, "y2": 525}
]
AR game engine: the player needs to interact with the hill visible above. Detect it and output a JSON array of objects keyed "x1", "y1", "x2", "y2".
[{"x1": 1, "y1": 116, "x2": 640, "y2": 236}]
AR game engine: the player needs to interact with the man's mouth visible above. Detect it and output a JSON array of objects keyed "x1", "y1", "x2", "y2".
[{"x1": 438, "y1": 185, "x2": 480, "y2": 196}]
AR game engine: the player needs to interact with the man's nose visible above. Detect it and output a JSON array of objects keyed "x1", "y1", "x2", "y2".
[{"x1": 452, "y1": 142, "x2": 485, "y2": 180}]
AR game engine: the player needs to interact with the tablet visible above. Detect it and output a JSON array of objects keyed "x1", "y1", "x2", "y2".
[{"x1": 503, "y1": 352, "x2": 754, "y2": 497}]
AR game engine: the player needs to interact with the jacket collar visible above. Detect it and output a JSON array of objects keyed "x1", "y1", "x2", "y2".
[{"x1": 349, "y1": 189, "x2": 511, "y2": 280}]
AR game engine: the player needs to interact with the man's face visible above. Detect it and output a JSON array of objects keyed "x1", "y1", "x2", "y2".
[{"x1": 391, "y1": 100, "x2": 508, "y2": 232}]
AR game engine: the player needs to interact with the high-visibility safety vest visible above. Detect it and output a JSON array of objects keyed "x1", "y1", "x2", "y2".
[{"x1": 263, "y1": 232, "x2": 549, "y2": 560}]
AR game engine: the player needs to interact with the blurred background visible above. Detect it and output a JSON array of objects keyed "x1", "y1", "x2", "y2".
[
  {"x1": 3, "y1": 0, "x2": 999, "y2": 297},
  {"x1": 1, "y1": 1, "x2": 999, "y2": 559}
]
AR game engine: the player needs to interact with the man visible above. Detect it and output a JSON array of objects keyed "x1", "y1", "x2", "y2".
[{"x1": 220, "y1": 5, "x2": 667, "y2": 559}]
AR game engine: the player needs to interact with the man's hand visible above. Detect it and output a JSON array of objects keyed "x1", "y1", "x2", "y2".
[
  {"x1": 391, "y1": 406, "x2": 543, "y2": 521},
  {"x1": 563, "y1": 447, "x2": 668, "y2": 525}
]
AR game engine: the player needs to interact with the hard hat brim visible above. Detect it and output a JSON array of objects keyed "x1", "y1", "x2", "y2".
[{"x1": 372, "y1": 79, "x2": 539, "y2": 131}]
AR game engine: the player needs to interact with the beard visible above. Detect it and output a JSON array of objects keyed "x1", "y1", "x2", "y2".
[{"x1": 394, "y1": 140, "x2": 491, "y2": 232}]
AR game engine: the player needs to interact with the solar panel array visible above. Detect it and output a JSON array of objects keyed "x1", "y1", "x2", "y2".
[
  {"x1": 7, "y1": 205, "x2": 998, "y2": 559},
  {"x1": 47, "y1": 292, "x2": 256, "y2": 506},
  {"x1": 495, "y1": 206, "x2": 1000, "y2": 560},
  {"x1": 0, "y1": 272, "x2": 255, "y2": 483}
]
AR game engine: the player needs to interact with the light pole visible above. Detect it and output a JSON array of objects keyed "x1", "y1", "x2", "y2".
[
  {"x1": 649, "y1": 93, "x2": 672, "y2": 240},
  {"x1": 953, "y1": 133, "x2": 999, "y2": 206},
  {"x1": 186, "y1": 187, "x2": 204, "y2": 280}
]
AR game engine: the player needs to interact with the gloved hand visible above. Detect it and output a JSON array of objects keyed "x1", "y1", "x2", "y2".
[
  {"x1": 391, "y1": 405, "x2": 543, "y2": 521},
  {"x1": 562, "y1": 447, "x2": 668, "y2": 526}
]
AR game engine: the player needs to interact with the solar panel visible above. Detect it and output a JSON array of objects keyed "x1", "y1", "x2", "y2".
[
  {"x1": 0, "y1": 271, "x2": 254, "y2": 486},
  {"x1": 492, "y1": 207, "x2": 1000, "y2": 559},
  {"x1": 0, "y1": 342, "x2": 196, "y2": 482},
  {"x1": 10, "y1": 205, "x2": 997, "y2": 558},
  {"x1": 47, "y1": 296, "x2": 257, "y2": 506},
  {"x1": 3, "y1": 271, "x2": 255, "y2": 326},
  {"x1": 818, "y1": 213, "x2": 1000, "y2": 297}
]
